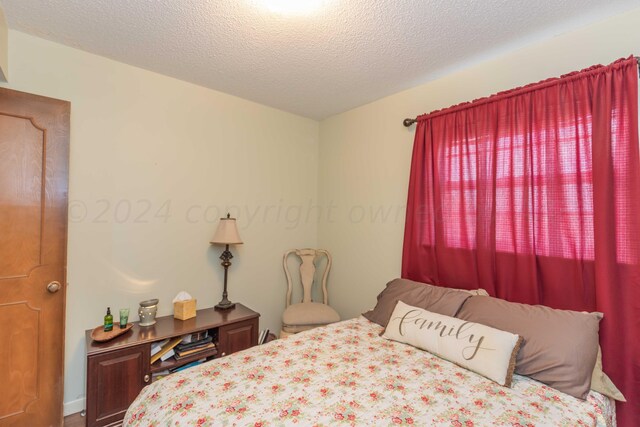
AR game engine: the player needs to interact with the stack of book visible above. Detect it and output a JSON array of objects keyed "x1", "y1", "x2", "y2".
[
  {"x1": 174, "y1": 335, "x2": 216, "y2": 360},
  {"x1": 181, "y1": 330, "x2": 208, "y2": 344},
  {"x1": 150, "y1": 337, "x2": 183, "y2": 364}
]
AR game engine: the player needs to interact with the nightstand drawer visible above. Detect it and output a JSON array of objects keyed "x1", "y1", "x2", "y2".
[{"x1": 218, "y1": 317, "x2": 259, "y2": 356}]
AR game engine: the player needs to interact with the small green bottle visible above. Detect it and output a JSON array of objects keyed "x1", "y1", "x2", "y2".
[{"x1": 104, "y1": 307, "x2": 113, "y2": 332}]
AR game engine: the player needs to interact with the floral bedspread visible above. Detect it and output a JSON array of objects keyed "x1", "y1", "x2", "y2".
[{"x1": 124, "y1": 317, "x2": 615, "y2": 427}]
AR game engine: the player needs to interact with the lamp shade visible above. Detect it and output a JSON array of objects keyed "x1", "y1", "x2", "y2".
[{"x1": 210, "y1": 215, "x2": 243, "y2": 245}]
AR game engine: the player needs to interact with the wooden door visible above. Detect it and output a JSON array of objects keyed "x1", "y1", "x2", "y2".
[{"x1": 0, "y1": 88, "x2": 70, "y2": 426}]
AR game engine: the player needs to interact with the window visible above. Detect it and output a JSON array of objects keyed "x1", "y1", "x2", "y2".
[{"x1": 439, "y1": 109, "x2": 596, "y2": 261}]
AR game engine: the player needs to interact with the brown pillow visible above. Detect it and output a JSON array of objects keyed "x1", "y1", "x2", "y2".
[
  {"x1": 591, "y1": 346, "x2": 626, "y2": 401},
  {"x1": 362, "y1": 278, "x2": 471, "y2": 327},
  {"x1": 456, "y1": 296, "x2": 601, "y2": 399},
  {"x1": 459, "y1": 288, "x2": 490, "y2": 296}
]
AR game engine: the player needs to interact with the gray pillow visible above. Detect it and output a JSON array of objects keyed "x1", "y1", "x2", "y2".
[
  {"x1": 456, "y1": 296, "x2": 601, "y2": 399},
  {"x1": 362, "y1": 278, "x2": 471, "y2": 327}
]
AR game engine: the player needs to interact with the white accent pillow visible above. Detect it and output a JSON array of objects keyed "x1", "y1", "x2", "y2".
[{"x1": 382, "y1": 301, "x2": 522, "y2": 387}]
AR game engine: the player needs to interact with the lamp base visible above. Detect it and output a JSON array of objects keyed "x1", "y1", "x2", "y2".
[{"x1": 214, "y1": 300, "x2": 236, "y2": 310}]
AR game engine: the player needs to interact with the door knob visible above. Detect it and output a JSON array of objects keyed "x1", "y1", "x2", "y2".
[
  {"x1": 47, "y1": 281, "x2": 61, "y2": 293},
  {"x1": 143, "y1": 374, "x2": 150, "y2": 383}
]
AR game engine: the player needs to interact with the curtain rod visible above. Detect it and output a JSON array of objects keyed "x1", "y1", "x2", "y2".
[{"x1": 403, "y1": 56, "x2": 640, "y2": 128}]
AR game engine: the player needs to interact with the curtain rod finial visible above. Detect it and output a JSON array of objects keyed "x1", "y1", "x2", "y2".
[{"x1": 403, "y1": 118, "x2": 417, "y2": 127}]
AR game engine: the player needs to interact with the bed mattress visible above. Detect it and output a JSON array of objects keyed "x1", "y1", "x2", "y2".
[{"x1": 124, "y1": 317, "x2": 615, "y2": 426}]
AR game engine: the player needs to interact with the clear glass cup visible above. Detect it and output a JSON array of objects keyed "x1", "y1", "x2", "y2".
[{"x1": 119, "y1": 308, "x2": 130, "y2": 329}]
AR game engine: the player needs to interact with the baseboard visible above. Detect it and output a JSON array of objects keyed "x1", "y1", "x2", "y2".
[{"x1": 63, "y1": 397, "x2": 85, "y2": 416}]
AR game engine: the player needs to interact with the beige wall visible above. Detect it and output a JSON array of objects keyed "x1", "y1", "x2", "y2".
[
  {"x1": 0, "y1": 8, "x2": 7, "y2": 81},
  {"x1": 1, "y1": 30, "x2": 319, "y2": 412},
  {"x1": 318, "y1": 8, "x2": 640, "y2": 320}
]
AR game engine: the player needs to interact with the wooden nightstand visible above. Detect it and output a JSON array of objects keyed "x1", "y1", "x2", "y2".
[{"x1": 85, "y1": 304, "x2": 259, "y2": 427}]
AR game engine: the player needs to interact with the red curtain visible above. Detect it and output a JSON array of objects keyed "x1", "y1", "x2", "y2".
[{"x1": 402, "y1": 57, "x2": 640, "y2": 425}]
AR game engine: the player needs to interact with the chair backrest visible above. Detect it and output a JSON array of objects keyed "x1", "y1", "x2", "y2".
[{"x1": 283, "y1": 248, "x2": 332, "y2": 308}]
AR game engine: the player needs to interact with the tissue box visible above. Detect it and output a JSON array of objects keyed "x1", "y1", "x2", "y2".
[{"x1": 174, "y1": 299, "x2": 197, "y2": 320}]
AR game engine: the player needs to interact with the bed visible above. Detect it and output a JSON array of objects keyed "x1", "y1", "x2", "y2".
[{"x1": 123, "y1": 316, "x2": 615, "y2": 426}]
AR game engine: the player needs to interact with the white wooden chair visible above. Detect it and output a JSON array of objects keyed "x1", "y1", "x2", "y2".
[{"x1": 280, "y1": 249, "x2": 340, "y2": 338}]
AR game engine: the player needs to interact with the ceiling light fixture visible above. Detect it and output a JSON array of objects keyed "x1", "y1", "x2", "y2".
[{"x1": 259, "y1": 0, "x2": 329, "y2": 15}]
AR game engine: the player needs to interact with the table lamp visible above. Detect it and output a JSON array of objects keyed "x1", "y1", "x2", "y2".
[{"x1": 210, "y1": 213, "x2": 243, "y2": 310}]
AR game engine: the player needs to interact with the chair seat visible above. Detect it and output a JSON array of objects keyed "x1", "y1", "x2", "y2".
[
  {"x1": 282, "y1": 302, "x2": 340, "y2": 327},
  {"x1": 281, "y1": 324, "x2": 321, "y2": 335}
]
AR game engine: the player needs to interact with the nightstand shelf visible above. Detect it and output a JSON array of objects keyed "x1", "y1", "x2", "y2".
[
  {"x1": 85, "y1": 304, "x2": 259, "y2": 427},
  {"x1": 149, "y1": 347, "x2": 218, "y2": 373}
]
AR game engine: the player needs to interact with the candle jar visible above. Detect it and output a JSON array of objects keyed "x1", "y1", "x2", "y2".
[{"x1": 138, "y1": 299, "x2": 159, "y2": 327}]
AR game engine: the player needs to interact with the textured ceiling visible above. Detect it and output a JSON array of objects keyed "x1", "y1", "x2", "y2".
[{"x1": 0, "y1": 0, "x2": 638, "y2": 119}]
